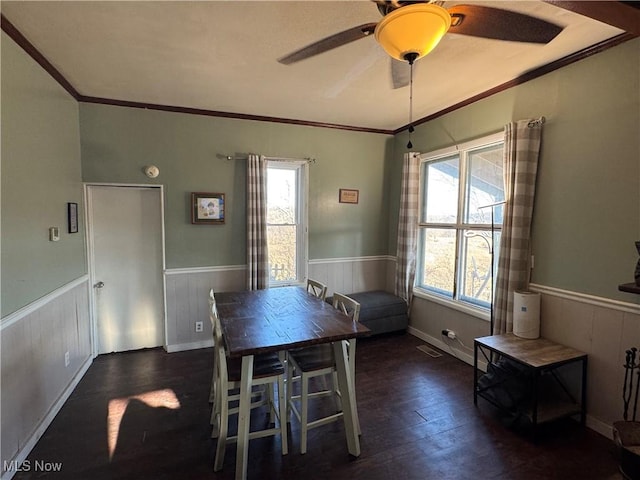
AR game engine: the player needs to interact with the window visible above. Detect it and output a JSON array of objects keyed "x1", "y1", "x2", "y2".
[
  {"x1": 416, "y1": 133, "x2": 504, "y2": 312},
  {"x1": 266, "y1": 162, "x2": 308, "y2": 286}
]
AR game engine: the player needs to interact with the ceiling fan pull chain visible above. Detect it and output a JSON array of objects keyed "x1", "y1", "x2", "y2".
[{"x1": 407, "y1": 60, "x2": 414, "y2": 149}]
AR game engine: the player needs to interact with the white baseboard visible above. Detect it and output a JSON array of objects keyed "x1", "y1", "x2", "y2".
[
  {"x1": 1, "y1": 355, "x2": 93, "y2": 480},
  {"x1": 408, "y1": 326, "x2": 476, "y2": 366},
  {"x1": 586, "y1": 415, "x2": 614, "y2": 440},
  {"x1": 165, "y1": 338, "x2": 214, "y2": 353}
]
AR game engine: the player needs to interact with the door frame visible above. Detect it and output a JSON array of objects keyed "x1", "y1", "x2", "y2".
[{"x1": 84, "y1": 183, "x2": 167, "y2": 358}]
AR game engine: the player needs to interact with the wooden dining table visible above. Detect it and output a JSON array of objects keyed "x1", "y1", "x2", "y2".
[{"x1": 215, "y1": 286, "x2": 371, "y2": 480}]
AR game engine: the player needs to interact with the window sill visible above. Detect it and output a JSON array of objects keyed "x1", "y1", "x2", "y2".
[
  {"x1": 270, "y1": 281, "x2": 305, "y2": 289},
  {"x1": 412, "y1": 288, "x2": 491, "y2": 322}
]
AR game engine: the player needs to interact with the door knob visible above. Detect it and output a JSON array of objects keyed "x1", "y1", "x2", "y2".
[{"x1": 94, "y1": 281, "x2": 105, "y2": 289}]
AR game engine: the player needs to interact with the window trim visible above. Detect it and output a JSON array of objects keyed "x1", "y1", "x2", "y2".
[
  {"x1": 266, "y1": 160, "x2": 309, "y2": 287},
  {"x1": 413, "y1": 288, "x2": 491, "y2": 321},
  {"x1": 414, "y1": 131, "x2": 503, "y2": 317}
]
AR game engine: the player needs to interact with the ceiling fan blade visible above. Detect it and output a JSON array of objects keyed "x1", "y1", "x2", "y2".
[
  {"x1": 325, "y1": 44, "x2": 386, "y2": 98},
  {"x1": 447, "y1": 5, "x2": 564, "y2": 44},
  {"x1": 372, "y1": 0, "x2": 405, "y2": 17},
  {"x1": 278, "y1": 23, "x2": 378, "y2": 65},
  {"x1": 391, "y1": 59, "x2": 411, "y2": 89}
]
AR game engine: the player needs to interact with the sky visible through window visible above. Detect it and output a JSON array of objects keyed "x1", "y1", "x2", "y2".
[
  {"x1": 267, "y1": 167, "x2": 297, "y2": 282},
  {"x1": 419, "y1": 143, "x2": 504, "y2": 307}
]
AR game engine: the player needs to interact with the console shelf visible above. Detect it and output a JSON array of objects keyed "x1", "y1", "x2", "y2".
[{"x1": 474, "y1": 333, "x2": 588, "y2": 438}]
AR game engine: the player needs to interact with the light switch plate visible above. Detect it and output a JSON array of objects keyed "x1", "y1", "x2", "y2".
[{"x1": 49, "y1": 227, "x2": 60, "y2": 242}]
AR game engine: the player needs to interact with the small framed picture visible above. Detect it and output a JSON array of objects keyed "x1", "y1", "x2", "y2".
[
  {"x1": 191, "y1": 192, "x2": 225, "y2": 224},
  {"x1": 339, "y1": 189, "x2": 359, "y2": 204},
  {"x1": 67, "y1": 202, "x2": 78, "y2": 233}
]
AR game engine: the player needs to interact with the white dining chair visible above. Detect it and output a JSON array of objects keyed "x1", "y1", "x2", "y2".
[
  {"x1": 209, "y1": 299, "x2": 288, "y2": 471},
  {"x1": 286, "y1": 279, "x2": 328, "y2": 390},
  {"x1": 287, "y1": 292, "x2": 361, "y2": 454},
  {"x1": 306, "y1": 278, "x2": 328, "y2": 300},
  {"x1": 209, "y1": 289, "x2": 276, "y2": 438},
  {"x1": 208, "y1": 289, "x2": 217, "y2": 404}
]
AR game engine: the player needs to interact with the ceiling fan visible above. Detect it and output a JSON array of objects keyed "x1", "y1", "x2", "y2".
[{"x1": 278, "y1": 1, "x2": 564, "y2": 89}]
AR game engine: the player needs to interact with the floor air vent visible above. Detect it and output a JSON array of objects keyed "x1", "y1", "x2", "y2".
[{"x1": 417, "y1": 345, "x2": 442, "y2": 358}]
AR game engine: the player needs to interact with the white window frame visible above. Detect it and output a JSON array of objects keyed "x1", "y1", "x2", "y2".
[
  {"x1": 414, "y1": 132, "x2": 504, "y2": 319},
  {"x1": 266, "y1": 160, "x2": 309, "y2": 287}
]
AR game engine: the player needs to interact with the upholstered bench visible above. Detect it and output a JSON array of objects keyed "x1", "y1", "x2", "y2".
[{"x1": 326, "y1": 290, "x2": 408, "y2": 336}]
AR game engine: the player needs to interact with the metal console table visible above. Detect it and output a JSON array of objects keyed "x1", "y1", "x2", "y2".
[{"x1": 474, "y1": 333, "x2": 587, "y2": 436}]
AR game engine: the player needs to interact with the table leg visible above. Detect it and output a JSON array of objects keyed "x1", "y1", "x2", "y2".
[
  {"x1": 581, "y1": 357, "x2": 588, "y2": 426},
  {"x1": 532, "y1": 370, "x2": 539, "y2": 441},
  {"x1": 473, "y1": 342, "x2": 479, "y2": 406},
  {"x1": 236, "y1": 355, "x2": 254, "y2": 480},
  {"x1": 332, "y1": 340, "x2": 361, "y2": 457}
]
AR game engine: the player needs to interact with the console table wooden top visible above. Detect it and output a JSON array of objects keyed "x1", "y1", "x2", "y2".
[{"x1": 475, "y1": 333, "x2": 587, "y2": 369}]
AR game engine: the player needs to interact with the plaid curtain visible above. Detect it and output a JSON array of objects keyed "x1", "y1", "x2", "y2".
[
  {"x1": 247, "y1": 154, "x2": 269, "y2": 290},
  {"x1": 395, "y1": 152, "x2": 420, "y2": 306},
  {"x1": 493, "y1": 118, "x2": 544, "y2": 334}
]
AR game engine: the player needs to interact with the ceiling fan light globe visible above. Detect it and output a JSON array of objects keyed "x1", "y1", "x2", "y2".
[{"x1": 374, "y1": 3, "x2": 451, "y2": 62}]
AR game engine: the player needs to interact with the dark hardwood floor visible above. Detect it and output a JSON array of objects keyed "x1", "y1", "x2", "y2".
[{"x1": 13, "y1": 333, "x2": 621, "y2": 479}]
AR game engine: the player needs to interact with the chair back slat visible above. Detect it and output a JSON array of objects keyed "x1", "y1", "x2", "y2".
[
  {"x1": 208, "y1": 288, "x2": 218, "y2": 328},
  {"x1": 331, "y1": 293, "x2": 361, "y2": 383},
  {"x1": 331, "y1": 293, "x2": 360, "y2": 323},
  {"x1": 210, "y1": 300, "x2": 229, "y2": 385},
  {"x1": 306, "y1": 279, "x2": 328, "y2": 301}
]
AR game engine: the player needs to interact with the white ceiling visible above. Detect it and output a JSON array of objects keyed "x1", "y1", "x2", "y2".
[{"x1": 0, "y1": 1, "x2": 625, "y2": 131}]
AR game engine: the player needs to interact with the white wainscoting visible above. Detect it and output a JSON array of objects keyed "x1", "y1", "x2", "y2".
[
  {"x1": 309, "y1": 255, "x2": 396, "y2": 297},
  {"x1": 163, "y1": 256, "x2": 397, "y2": 352},
  {"x1": 531, "y1": 283, "x2": 640, "y2": 439},
  {"x1": 164, "y1": 265, "x2": 246, "y2": 352},
  {"x1": 408, "y1": 282, "x2": 640, "y2": 440},
  {"x1": 1, "y1": 277, "x2": 92, "y2": 480}
]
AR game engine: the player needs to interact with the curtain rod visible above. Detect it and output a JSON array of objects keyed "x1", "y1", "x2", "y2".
[
  {"x1": 217, "y1": 153, "x2": 316, "y2": 164},
  {"x1": 528, "y1": 116, "x2": 545, "y2": 128}
]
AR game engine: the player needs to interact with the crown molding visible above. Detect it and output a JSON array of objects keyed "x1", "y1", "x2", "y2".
[
  {"x1": 393, "y1": 32, "x2": 636, "y2": 134},
  {"x1": 1, "y1": 14, "x2": 80, "y2": 100},
  {"x1": 2, "y1": 12, "x2": 636, "y2": 135}
]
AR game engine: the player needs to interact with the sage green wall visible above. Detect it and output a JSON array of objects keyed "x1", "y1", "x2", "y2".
[
  {"x1": 79, "y1": 104, "x2": 393, "y2": 268},
  {"x1": 390, "y1": 38, "x2": 640, "y2": 303},
  {"x1": 1, "y1": 33, "x2": 86, "y2": 317}
]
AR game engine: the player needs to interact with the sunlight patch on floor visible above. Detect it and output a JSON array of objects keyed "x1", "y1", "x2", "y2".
[{"x1": 107, "y1": 388, "x2": 181, "y2": 460}]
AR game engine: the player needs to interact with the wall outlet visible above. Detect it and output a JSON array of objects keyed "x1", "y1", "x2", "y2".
[
  {"x1": 441, "y1": 329, "x2": 457, "y2": 340},
  {"x1": 195, "y1": 321, "x2": 204, "y2": 333},
  {"x1": 64, "y1": 351, "x2": 70, "y2": 367}
]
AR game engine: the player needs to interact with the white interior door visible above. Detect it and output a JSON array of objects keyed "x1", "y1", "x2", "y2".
[{"x1": 88, "y1": 185, "x2": 165, "y2": 354}]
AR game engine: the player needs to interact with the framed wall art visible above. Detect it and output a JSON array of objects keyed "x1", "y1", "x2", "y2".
[
  {"x1": 67, "y1": 202, "x2": 78, "y2": 233},
  {"x1": 339, "y1": 189, "x2": 359, "y2": 204},
  {"x1": 191, "y1": 192, "x2": 225, "y2": 224}
]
